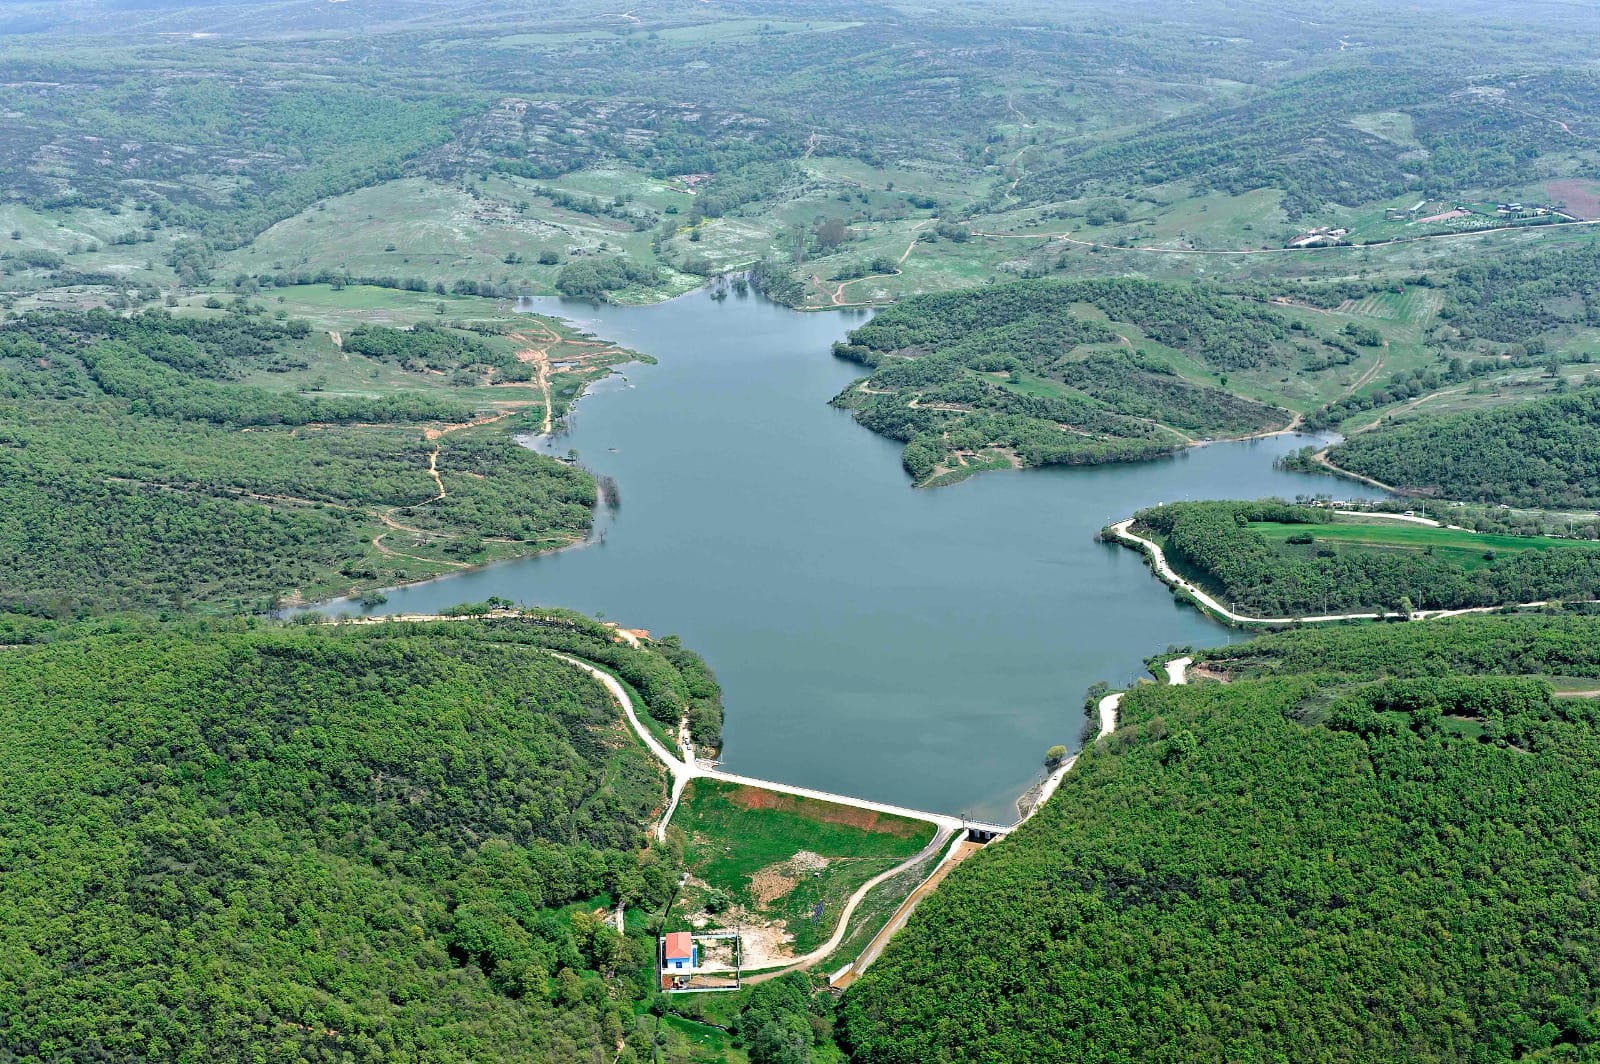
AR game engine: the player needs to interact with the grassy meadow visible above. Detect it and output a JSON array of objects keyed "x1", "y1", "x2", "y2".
[
  {"x1": 670, "y1": 779, "x2": 935, "y2": 960},
  {"x1": 1249, "y1": 517, "x2": 1596, "y2": 572}
]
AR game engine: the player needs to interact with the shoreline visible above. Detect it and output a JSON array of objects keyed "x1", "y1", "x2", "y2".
[
  {"x1": 1308, "y1": 447, "x2": 1409, "y2": 495},
  {"x1": 306, "y1": 351, "x2": 638, "y2": 616},
  {"x1": 1105, "y1": 515, "x2": 1575, "y2": 627},
  {"x1": 544, "y1": 624, "x2": 1157, "y2": 986}
]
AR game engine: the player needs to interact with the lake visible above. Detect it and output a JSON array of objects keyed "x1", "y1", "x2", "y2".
[{"x1": 343, "y1": 286, "x2": 1385, "y2": 822}]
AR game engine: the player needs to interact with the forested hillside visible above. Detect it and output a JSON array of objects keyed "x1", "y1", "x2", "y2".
[
  {"x1": 830, "y1": 279, "x2": 1298, "y2": 484},
  {"x1": 1326, "y1": 389, "x2": 1600, "y2": 508},
  {"x1": 7, "y1": 0, "x2": 1600, "y2": 314},
  {"x1": 0, "y1": 309, "x2": 595, "y2": 614},
  {"x1": 1020, "y1": 68, "x2": 1599, "y2": 218},
  {"x1": 843, "y1": 615, "x2": 1600, "y2": 1062},
  {"x1": 0, "y1": 616, "x2": 728, "y2": 1060}
]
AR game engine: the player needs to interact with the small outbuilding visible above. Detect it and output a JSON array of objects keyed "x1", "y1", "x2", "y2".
[{"x1": 662, "y1": 931, "x2": 698, "y2": 971}]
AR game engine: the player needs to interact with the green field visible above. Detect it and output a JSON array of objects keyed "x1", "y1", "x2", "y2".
[
  {"x1": 1249, "y1": 517, "x2": 1594, "y2": 571},
  {"x1": 671, "y1": 779, "x2": 935, "y2": 959},
  {"x1": 658, "y1": 1014, "x2": 750, "y2": 1064}
]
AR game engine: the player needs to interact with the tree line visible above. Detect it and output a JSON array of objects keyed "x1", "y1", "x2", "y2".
[
  {"x1": 1326, "y1": 389, "x2": 1600, "y2": 509},
  {"x1": 828, "y1": 278, "x2": 1302, "y2": 483},
  {"x1": 0, "y1": 310, "x2": 595, "y2": 615}
]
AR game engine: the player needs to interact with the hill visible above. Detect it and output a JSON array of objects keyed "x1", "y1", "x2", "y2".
[
  {"x1": 830, "y1": 279, "x2": 1317, "y2": 484},
  {"x1": 842, "y1": 614, "x2": 1600, "y2": 1063},
  {"x1": 1127, "y1": 500, "x2": 1600, "y2": 617},
  {"x1": 0, "y1": 614, "x2": 722, "y2": 1060},
  {"x1": 0, "y1": 308, "x2": 606, "y2": 615},
  {"x1": 1324, "y1": 389, "x2": 1600, "y2": 509},
  {"x1": 9, "y1": 0, "x2": 1600, "y2": 314}
]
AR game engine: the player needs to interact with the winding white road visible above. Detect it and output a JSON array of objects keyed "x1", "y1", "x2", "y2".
[
  {"x1": 552, "y1": 645, "x2": 1168, "y2": 981},
  {"x1": 747, "y1": 826, "x2": 958, "y2": 983},
  {"x1": 346, "y1": 615, "x2": 1162, "y2": 984},
  {"x1": 1108, "y1": 519, "x2": 1561, "y2": 625},
  {"x1": 549, "y1": 654, "x2": 979, "y2": 842},
  {"x1": 1017, "y1": 685, "x2": 1123, "y2": 823}
]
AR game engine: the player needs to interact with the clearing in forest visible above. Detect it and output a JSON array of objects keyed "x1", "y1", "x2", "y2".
[
  {"x1": 1548, "y1": 179, "x2": 1600, "y2": 221},
  {"x1": 1247, "y1": 517, "x2": 1594, "y2": 570},
  {"x1": 666, "y1": 779, "x2": 934, "y2": 965}
]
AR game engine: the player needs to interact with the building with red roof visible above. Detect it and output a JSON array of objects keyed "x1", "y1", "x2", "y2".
[{"x1": 662, "y1": 931, "x2": 698, "y2": 972}]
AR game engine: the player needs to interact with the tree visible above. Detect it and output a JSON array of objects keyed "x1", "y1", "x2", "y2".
[
  {"x1": 749, "y1": 1013, "x2": 811, "y2": 1064},
  {"x1": 813, "y1": 216, "x2": 849, "y2": 250},
  {"x1": 1045, "y1": 744, "x2": 1068, "y2": 767}
]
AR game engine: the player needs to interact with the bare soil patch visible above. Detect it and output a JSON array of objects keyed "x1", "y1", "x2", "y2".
[
  {"x1": 749, "y1": 851, "x2": 830, "y2": 905},
  {"x1": 725, "y1": 785, "x2": 921, "y2": 837},
  {"x1": 749, "y1": 865, "x2": 798, "y2": 906},
  {"x1": 690, "y1": 904, "x2": 796, "y2": 968},
  {"x1": 1549, "y1": 179, "x2": 1600, "y2": 220}
]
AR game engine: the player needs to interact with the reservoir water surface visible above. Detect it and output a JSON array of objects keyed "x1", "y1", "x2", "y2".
[{"x1": 351, "y1": 287, "x2": 1385, "y2": 822}]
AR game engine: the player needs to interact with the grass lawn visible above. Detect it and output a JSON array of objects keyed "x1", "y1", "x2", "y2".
[
  {"x1": 658, "y1": 1015, "x2": 750, "y2": 1063},
  {"x1": 814, "y1": 843, "x2": 946, "y2": 970},
  {"x1": 672, "y1": 779, "x2": 935, "y2": 957},
  {"x1": 203, "y1": 284, "x2": 522, "y2": 328},
  {"x1": 1249, "y1": 517, "x2": 1598, "y2": 570}
]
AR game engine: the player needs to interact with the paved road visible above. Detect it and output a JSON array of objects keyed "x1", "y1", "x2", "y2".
[
  {"x1": 348, "y1": 614, "x2": 1184, "y2": 986},
  {"x1": 1017, "y1": 686, "x2": 1122, "y2": 823},
  {"x1": 823, "y1": 658, "x2": 1183, "y2": 987},
  {"x1": 551, "y1": 645, "x2": 1140, "y2": 983},
  {"x1": 826, "y1": 834, "x2": 980, "y2": 990},
  {"x1": 550, "y1": 653, "x2": 696, "y2": 841}
]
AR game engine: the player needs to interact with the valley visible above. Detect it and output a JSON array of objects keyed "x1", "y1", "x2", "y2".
[{"x1": 9, "y1": 1, "x2": 1600, "y2": 1060}]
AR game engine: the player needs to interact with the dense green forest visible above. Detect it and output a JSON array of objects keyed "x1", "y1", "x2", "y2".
[
  {"x1": 0, "y1": 615, "x2": 725, "y2": 1061},
  {"x1": 341, "y1": 323, "x2": 534, "y2": 381},
  {"x1": 844, "y1": 614, "x2": 1600, "y2": 1062},
  {"x1": 831, "y1": 279, "x2": 1300, "y2": 484},
  {"x1": 1132, "y1": 500, "x2": 1600, "y2": 617},
  {"x1": 1436, "y1": 244, "x2": 1600, "y2": 345},
  {"x1": 0, "y1": 309, "x2": 594, "y2": 615},
  {"x1": 1325, "y1": 390, "x2": 1600, "y2": 509}
]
